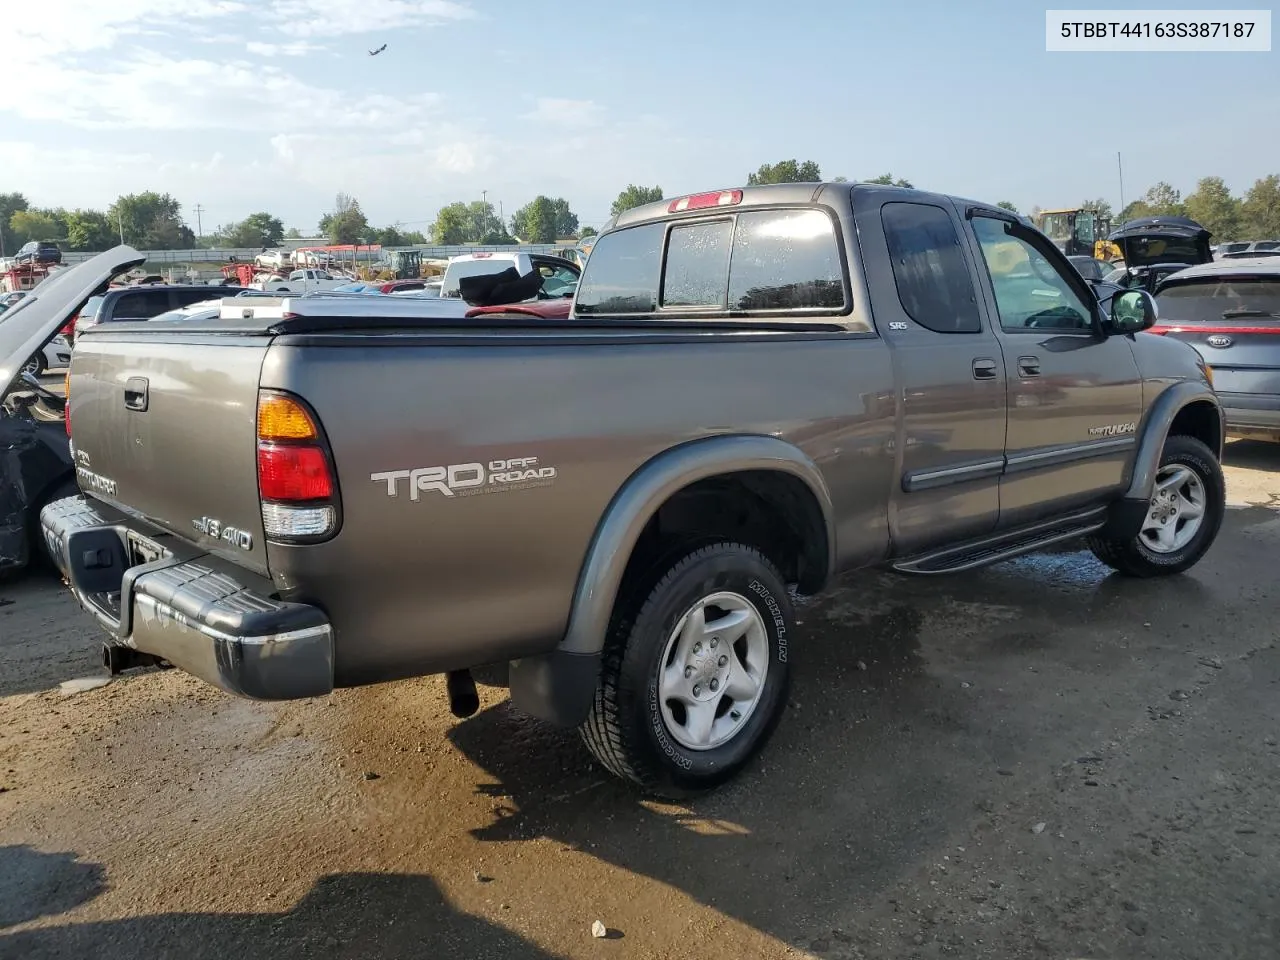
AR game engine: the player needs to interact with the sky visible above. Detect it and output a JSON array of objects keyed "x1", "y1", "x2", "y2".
[{"x1": 2, "y1": 0, "x2": 1276, "y2": 237}]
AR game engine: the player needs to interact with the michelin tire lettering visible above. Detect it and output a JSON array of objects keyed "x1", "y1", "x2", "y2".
[{"x1": 372, "y1": 457, "x2": 558, "y2": 499}]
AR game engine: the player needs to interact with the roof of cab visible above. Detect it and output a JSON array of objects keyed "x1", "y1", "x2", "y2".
[{"x1": 608, "y1": 181, "x2": 993, "y2": 231}]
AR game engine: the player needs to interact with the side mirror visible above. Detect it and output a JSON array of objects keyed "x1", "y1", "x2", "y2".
[{"x1": 1109, "y1": 289, "x2": 1157, "y2": 334}]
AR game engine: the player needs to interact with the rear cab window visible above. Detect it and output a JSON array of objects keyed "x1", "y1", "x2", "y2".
[{"x1": 575, "y1": 207, "x2": 847, "y2": 317}]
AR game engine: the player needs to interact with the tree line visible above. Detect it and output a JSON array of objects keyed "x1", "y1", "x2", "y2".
[
  {"x1": 14, "y1": 164, "x2": 1268, "y2": 256},
  {"x1": 996, "y1": 175, "x2": 1280, "y2": 243}
]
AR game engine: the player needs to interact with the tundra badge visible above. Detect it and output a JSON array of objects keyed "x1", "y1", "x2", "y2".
[{"x1": 1088, "y1": 422, "x2": 1136, "y2": 438}]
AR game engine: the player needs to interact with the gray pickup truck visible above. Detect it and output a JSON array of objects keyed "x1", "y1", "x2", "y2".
[{"x1": 35, "y1": 183, "x2": 1225, "y2": 797}]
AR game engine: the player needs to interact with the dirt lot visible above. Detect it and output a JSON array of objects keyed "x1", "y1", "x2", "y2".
[{"x1": 2, "y1": 444, "x2": 1279, "y2": 960}]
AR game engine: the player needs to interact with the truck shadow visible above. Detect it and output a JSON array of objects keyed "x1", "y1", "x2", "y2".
[
  {"x1": 444, "y1": 525, "x2": 1257, "y2": 949},
  {"x1": 1225, "y1": 438, "x2": 1280, "y2": 472},
  {"x1": 0, "y1": 857, "x2": 566, "y2": 960}
]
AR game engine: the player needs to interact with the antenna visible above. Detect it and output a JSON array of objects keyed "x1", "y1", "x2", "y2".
[{"x1": 1117, "y1": 152, "x2": 1125, "y2": 217}]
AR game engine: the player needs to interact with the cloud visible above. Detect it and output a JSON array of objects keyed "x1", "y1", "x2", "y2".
[
  {"x1": 261, "y1": 0, "x2": 477, "y2": 38},
  {"x1": 245, "y1": 41, "x2": 325, "y2": 56},
  {"x1": 524, "y1": 98, "x2": 605, "y2": 128}
]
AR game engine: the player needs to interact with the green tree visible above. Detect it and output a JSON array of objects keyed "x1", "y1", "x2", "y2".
[
  {"x1": 7, "y1": 208, "x2": 65, "y2": 246},
  {"x1": 579, "y1": 226, "x2": 598, "y2": 238},
  {"x1": 511, "y1": 196, "x2": 570, "y2": 242},
  {"x1": 747, "y1": 159, "x2": 823, "y2": 185},
  {"x1": 1184, "y1": 176, "x2": 1242, "y2": 241},
  {"x1": 549, "y1": 198, "x2": 578, "y2": 238},
  {"x1": 996, "y1": 200, "x2": 1020, "y2": 214},
  {"x1": 1118, "y1": 200, "x2": 1153, "y2": 222},
  {"x1": 318, "y1": 193, "x2": 369, "y2": 245},
  {"x1": 466, "y1": 201, "x2": 499, "y2": 239},
  {"x1": 867, "y1": 173, "x2": 913, "y2": 188},
  {"x1": 611, "y1": 184, "x2": 664, "y2": 217},
  {"x1": 431, "y1": 202, "x2": 472, "y2": 244},
  {"x1": 284, "y1": 227, "x2": 303, "y2": 239},
  {"x1": 63, "y1": 209, "x2": 115, "y2": 251},
  {"x1": 1240, "y1": 174, "x2": 1280, "y2": 239},
  {"x1": 402, "y1": 229, "x2": 427, "y2": 244},
  {"x1": 106, "y1": 192, "x2": 193, "y2": 248},
  {"x1": 0, "y1": 192, "x2": 30, "y2": 256},
  {"x1": 1141, "y1": 182, "x2": 1185, "y2": 217},
  {"x1": 511, "y1": 196, "x2": 557, "y2": 243},
  {"x1": 220, "y1": 212, "x2": 285, "y2": 248},
  {"x1": 369, "y1": 225, "x2": 407, "y2": 247}
]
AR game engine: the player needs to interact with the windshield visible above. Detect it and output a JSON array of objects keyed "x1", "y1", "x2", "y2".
[
  {"x1": 1157, "y1": 277, "x2": 1280, "y2": 322},
  {"x1": 1039, "y1": 213, "x2": 1072, "y2": 242}
]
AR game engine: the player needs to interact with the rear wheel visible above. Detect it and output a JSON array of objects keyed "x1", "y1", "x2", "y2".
[
  {"x1": 580, "y1": 542, "x2": 793, "y2": 798},
  {"x1": 1088, "y1": 435, "x2": 1224, "y2": 577}
]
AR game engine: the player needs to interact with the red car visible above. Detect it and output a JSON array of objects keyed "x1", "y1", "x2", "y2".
[{"x1": 464, "y1": 300, "x2": 573, "y2": 321}]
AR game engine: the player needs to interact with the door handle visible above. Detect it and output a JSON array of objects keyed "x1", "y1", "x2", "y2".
[
  {"x1": 1017, "y1": 356, "x2": 1041, "y2": 377},
  {"x1": 123, "y1": 377, "x2": 149, "y2": 412},
  {"x1": 971, "y1": 358, "x2": 998, "y2": 380}
]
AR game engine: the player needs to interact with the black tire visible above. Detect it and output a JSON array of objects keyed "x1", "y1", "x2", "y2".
[
  {"x1": 580, "y1": 542, "x2": 793, "y2": 798},
  {"x1": 22, "y1": 353, "x2": 46, "y2": 378},
  {"x1": 1087, "y1": 435, "x2": 1224, "y2": 577}
]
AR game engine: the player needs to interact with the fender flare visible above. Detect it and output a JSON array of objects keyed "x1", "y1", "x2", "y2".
[
  {"x1": 508, "y1": 434, "x2": 834, "y2": 727},
  {"x1": 1124, "y1": 381, "x2": 1224, "y2": 501}
]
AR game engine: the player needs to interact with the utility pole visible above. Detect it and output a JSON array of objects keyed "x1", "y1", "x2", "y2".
[
  {"x1": 193, "y1": 204, "x2": 205, "y2": 241},
  {"x1": 1117, "y1": 152, "x2": 1125, "y2": 221},
  {"x1": 481, "y1": 190, "x2": 488, "y2": 235},
  {"x1": 117, "y1": 210, "x2": 125, "y2": 246}
]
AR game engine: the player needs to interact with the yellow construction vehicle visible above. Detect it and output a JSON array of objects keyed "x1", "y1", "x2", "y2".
[{"x1": 1034, "y1": 208, "x2": 1122, "y2": 262}]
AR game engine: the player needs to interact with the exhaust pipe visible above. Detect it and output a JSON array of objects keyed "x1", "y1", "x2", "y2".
[
  {"x1": 102, "y1": 644, "x2": 164, "y2": 676},
  {"x1": 445, "y1": 669, "x2": 479, "y2": 718}
]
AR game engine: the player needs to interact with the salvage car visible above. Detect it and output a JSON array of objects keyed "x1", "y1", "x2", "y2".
[
  {"x1": 0, "y1": 260, "x2": 110, "y2": 575},
  {"x1": 1104, "y1": 216, "x2": 1213, "y2": 293},
  {"x1": 1152, "y1": 257, "x2": 1280, "y2": 442},
  {"x1": 42, "y1": 187, "x2": 1224, "y2": 797}
]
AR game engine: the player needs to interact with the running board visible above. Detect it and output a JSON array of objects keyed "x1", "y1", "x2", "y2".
[{"x1": 891, "y1": 507, "x2": 1108, "y2": 575}]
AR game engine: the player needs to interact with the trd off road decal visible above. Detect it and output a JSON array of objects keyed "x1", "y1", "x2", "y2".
[{"x1": 371, "y1": 457, "x2": 557, "y2": 500}]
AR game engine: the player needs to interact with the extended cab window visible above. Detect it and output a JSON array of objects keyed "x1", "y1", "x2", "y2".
[
  {"x1": 728, "y1": 209, "x2": 844, "y2": 310},
  {"x1": 881, "y1": 202, "x2": 980, "y2": 333},
  {"x1": 971, "y1": 217, "x2": 1093, "y2": 332}
]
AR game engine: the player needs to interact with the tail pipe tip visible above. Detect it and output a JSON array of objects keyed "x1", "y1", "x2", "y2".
[{"x1": 445, "y1": 669, "x2": 480, "y2": 718}]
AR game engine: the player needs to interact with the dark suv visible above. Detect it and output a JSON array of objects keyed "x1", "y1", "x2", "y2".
[
  {"x1": 73, "y1": 285, "x2": 242, "y2": 339},
  {"x1": 15, "y1": 240, "x2": 63, "y2": 265}
]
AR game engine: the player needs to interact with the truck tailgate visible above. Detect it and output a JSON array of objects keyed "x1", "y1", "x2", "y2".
[{"x1": 69, "y1": 334, "x2": 272, "y2": 576}]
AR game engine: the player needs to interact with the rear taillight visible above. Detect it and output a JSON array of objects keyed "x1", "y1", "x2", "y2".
[
  {"x1": 64, "y1": 371, "x2": 72, "y2": 436},
  {"x1": 256, "y1": 392, "x2": 339, "y2": 541}
]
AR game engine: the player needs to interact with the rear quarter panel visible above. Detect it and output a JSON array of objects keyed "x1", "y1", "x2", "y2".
[{"x1": 261, "y1": 331, "x2": 896, "y2": 686}]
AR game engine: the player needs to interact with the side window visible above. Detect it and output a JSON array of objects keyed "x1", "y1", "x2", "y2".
[
  {"x1": 881, "y1": 202, "x2": 981, "y2": 333},
  {"x1": 662, "y1": 220, "x2": 732, "y2": 308},
  {"x1": 971, "y1": 217, "x2": 1093, "y2": 331},
  {"x1": 574, "y1": 223, "x2": 663, "y2": 314},
  {"x1": 177, "y1": 289, "x2": 215, "y2": 307},
  {"x1": 728, "y1": 209, "x2": 844, "y2": 311},
  {"x1": 536, "y1": 264, "x2": 579, "y2": 298}
]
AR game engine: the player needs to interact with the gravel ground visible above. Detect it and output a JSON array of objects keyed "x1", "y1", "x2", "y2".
[{"x1": 2, "y1": 442, "x2": 1278, "y2": 960}]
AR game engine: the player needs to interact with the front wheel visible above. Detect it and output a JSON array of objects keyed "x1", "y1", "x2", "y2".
[
  {"x1": 21, "y1": 353, "x2": 45, "y2": 378},
  {"x1": 1088, "y1": 435, "x2": 1225, "y2": 577},
  {"x1": 580, "y1": 542, "x2": 793, "y2": 798}
]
